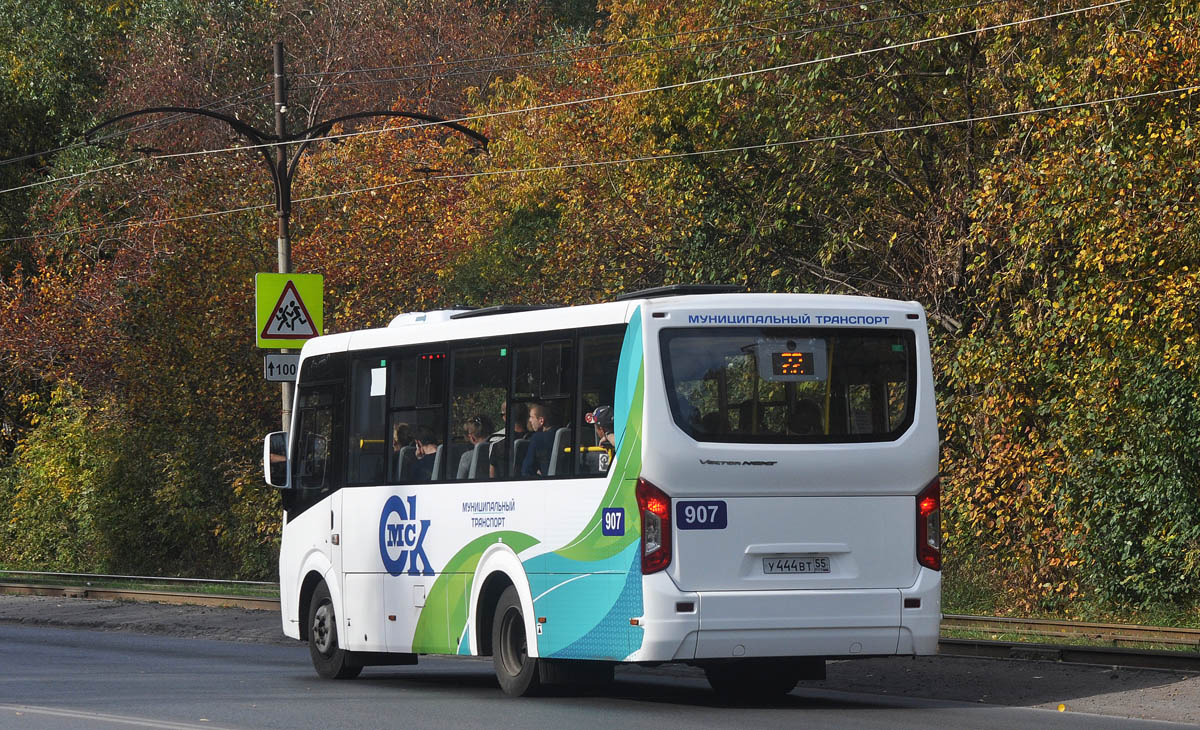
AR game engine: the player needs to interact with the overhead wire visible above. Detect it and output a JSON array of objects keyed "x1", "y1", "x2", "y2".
[
  {"x1": 293, "y1": 86, "x2": 1200, "y2": 203},
  {"x1": 298, "y1": 0, "x2": 1133, "y2": 148},
  {"x1": 0, "y1": 0, "x2": 960, "y2": 179},
  {"x1": 286, "y1": 0, "x2": 1011, "y2": 96},
  {"x1": 0, "y1": 0, "x2": 889, "y2": 173},
  {"x1": 291, "y1": 0, "x2": 896, "y2": 80},
  {"x1": 0, "y1": 0, "x2": 1127, "y2": 199},
  {"x1": 5, "y1": 81, "x2": 1194, "y2": 244}
]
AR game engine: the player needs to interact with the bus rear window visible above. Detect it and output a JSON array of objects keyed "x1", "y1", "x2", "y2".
[{"x1": 660, "y1": 328, "x2": 916, "y2": 443}]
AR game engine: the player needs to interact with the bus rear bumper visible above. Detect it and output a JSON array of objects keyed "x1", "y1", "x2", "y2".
[{"x1": 627, "y1": 568, "x2": 940, "y2": 662}]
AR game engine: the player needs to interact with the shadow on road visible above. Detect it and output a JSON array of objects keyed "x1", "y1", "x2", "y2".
[{"x1": 351, "y1": 653, "x2": 1198, "y2": 717}]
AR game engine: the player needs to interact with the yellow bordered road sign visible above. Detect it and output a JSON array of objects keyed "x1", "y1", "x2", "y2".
[{"x1": 256, "y1": 273, "x2": 323, "y2": 349}]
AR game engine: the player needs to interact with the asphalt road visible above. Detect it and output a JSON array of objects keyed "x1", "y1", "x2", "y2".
[
  {"x1": 1, "y1": 619, "x2": 1198, "y2": 730},
  {"x1": 1, "y1": 595, "x2": 1199, "y2": 728}
]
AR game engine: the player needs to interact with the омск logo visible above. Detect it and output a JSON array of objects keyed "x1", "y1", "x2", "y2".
[{"x1": 378, "y1": 495, "x2": 434, "y2": 576}]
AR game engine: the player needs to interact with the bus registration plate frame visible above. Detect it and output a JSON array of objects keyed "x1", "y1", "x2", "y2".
[{"x1": 763, "y1": 556, "x2": 831, "y2": 574}]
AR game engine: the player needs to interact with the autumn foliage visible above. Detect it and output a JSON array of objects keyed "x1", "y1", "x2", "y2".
[{"x1": 1, "y1": 0, "x2": 1199, "y2": 615}]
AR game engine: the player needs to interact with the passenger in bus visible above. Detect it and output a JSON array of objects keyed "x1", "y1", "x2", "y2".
[
  {"x1": 410, "y1": 424, "x2": 441, "y2": 481},
  {"x1": 393, "y1": 422, "x2": 412, "y2": 451},
  {"x1": 586, "y1": 405, "x2": 616, "y2": 472},
  {"x1": 392, "y1": 422, "x2": 412, "y2": 472},
  {"x1": 457, "y1": 414, "x2": 494, "y2": 479},
  {"x1": 489, "y1": 402, "x2": 528, "y2": 478},
  {"x1": 490, "y1": 401, "x2": 513, "y2": 442},
  {"x1": 521, "y1": 402, "x2": 558, "y2": 477}
]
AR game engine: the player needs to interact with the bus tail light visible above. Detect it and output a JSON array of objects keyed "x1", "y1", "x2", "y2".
[
  {"x1": 636, "y1": 478, "x2": 672, "y2": 574},
  {"x1": 916, "y1": 478, "x2": 941, "y2": 571}
]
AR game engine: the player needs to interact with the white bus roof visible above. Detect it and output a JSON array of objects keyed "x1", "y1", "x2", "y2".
[{"x1": 298, "y1": 292, "x2": 925, "y2": 359}]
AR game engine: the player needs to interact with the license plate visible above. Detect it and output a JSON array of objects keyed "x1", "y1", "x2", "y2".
[{"x1": 763, "y1": 556, "x2": 831, "y2": 574}]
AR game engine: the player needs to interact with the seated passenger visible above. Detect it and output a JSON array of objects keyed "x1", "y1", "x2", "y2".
[
  {"x1": 392, "y1": 422, "x2": 413, "y2": 477},
  {"x1": 490, "y1": 402, "x2": 528, "y2": 478},
  {"x1": 521, "y1": 402, "x2": 558, "y2": 477},
  {"x1": 409, "y1": 424, "x2": 440, "y2": 481},
  {"x1": 457, "y1": 414, "x2": 494, "y2": 479},
  {"x1": 392, "y1": 422, "x2": 412, "y2": 453},
  {"x1": 586, "y1": 405, "x2": 616, "y2": 472}
]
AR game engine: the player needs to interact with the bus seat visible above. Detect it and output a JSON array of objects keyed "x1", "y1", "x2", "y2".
[
  {"x1": 469, "y1": 441, "x2": 490, "y2": 479},
  {"x1": 397, "y1": 445, "x2": 416, "y2": 481},
  {"x1": 430, "y1": 444, "x2": 444, "y2": 481},
  {"x1": 451, "y1": 443, "x2": 471, "y2": 479},
  {"x1": 512, "y1": 438, "x2": 530, "y2": 476},
  {"x1": 547, "y1": 427, "x2": 571, "y2": 476}
]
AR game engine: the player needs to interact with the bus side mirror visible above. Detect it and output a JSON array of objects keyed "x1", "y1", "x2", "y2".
[{"x1": 264, "y1": 431, "x2": 289, "y2": 488}]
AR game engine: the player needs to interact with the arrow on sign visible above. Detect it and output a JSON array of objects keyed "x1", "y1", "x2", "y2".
[{"x1": 264, "y1": 354, "x2": 300, "y2": 382}]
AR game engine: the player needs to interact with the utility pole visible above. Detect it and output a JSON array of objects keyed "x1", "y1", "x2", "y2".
[
  {"x1": 273, "y1": 42, "x2": 294, "y2": 432},
  {"x1": 86, "y1": 42, "x2": 489, "y2": 434}
]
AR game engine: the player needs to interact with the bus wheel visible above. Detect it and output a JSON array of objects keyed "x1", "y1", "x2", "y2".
[
  {"x1": 492, "y1": 585, "x2": 541, "y2": 696},
  {"x1": 704, "y1": 660, "x2": 803, "y2": 702},
  {"x1": 308, "y1": 581, "x2": 363, "y2": 680}
]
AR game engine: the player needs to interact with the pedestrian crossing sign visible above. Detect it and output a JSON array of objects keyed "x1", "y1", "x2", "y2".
[{"x1": 256, "y1": 273, "x2": 323, "y2": 349}]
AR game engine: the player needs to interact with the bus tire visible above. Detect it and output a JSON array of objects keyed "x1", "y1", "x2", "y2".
[
  {"x1": 492, "y1": 585, "x2": 541, "y2": 696},
  {"x1": 308, "y1": 581, "x2": 363, "y2": 680}
]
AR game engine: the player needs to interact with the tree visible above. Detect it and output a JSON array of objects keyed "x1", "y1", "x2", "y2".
[{"x1": 944, "y1": 0, "x2": 1200, "y2": 607}]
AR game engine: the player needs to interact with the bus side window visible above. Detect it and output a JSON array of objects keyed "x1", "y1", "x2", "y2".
[
  {"x1": 449, "y1": 344, "x2": 507, "y2": 482},
  {"x1": 389, "y1": 350, "x2": 446, "y2": 482},
  {"x1": 347, "y1": 359, "x2": 387, "y2": 484},
  {"x1": 513, "y1": 339, "x2": 573, "y2": 478},
  {"x1": 577, "y1": 331, "x2": 624, "y2": 475},
  {"x1": 294, "y1": 387, "x2": 337, "y2": 490},
  {"x1": 287, "y1": 375, "x2": 345, "y2": 519}
]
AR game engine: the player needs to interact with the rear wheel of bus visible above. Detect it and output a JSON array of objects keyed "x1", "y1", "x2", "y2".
[{"x1": 492, "y1": 585, "x2": 541, "y2": 696}]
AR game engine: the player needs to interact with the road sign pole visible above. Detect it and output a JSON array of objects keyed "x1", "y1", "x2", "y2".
[
  {"x1": 278, "y1": 244, "x2": 293, "y2": 433},
  {"x1": 275, "y1": 41, "x2": 293, "y2": 434}
]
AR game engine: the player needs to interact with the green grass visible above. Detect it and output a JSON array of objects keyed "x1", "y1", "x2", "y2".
[
  {"x1": 0, "y1": 571, "x2": 279, "y2": 599},
  {"x1": 940, "y1": 627, "x2": 1199, "y2": 654},
  {"x1": 941, "y1": 556, "x2": 1200, "y2": 629}
]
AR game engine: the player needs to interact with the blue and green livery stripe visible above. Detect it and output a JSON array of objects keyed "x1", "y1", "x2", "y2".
[
  {"x1": 531, "y1": 308, "x2": 646, "y2": 658},
  {"x1": 412, "y1": 307, "x2": 648, "y2": 658},
  {"x1": 412, "y1": 530, "x2": 540, "y2": 654}
]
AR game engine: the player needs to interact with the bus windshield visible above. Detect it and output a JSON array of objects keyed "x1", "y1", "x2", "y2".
[{"x1": 660, "y1": 327, "x2": 916, "y2": 443}]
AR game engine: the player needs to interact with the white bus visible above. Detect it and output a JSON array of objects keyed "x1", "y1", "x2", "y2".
[{"x1": 263, "y1": 286, "x2": 941, "y2": 698}]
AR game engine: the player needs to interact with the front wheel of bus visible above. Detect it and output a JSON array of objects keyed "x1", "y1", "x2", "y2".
[
  {"x1": 492, "y1": 585, "x2": 541, "y2": 696},
  {"x1": 308, "y1": 581, "x2": 362, "y2": 680}
]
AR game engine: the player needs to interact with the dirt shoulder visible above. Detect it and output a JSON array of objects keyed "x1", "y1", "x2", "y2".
[
  {"x1": 0, "y1": 593, "x2": 290, "y2": 645},
  {"x1": 2, "y1": 594, "x2": 1197, "y2": 725}
]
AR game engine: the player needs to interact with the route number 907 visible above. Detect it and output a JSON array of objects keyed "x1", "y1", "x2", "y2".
[{"x1": 676, "y1": 500, "x2": 727, "y2": 530}]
